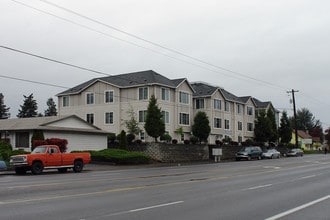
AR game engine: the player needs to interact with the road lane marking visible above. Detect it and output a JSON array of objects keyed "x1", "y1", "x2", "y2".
[
  {"x1": 265, "y1": 195, "x2": 330, "y2": 220},
  {"x1": 299, "y1": 175, "x2": 316, "y2": 179},
  {"x1": 247, "y1": 184, "x2": 272, "y2": 190},
  {"x1": 106, "y1": 201, "x2": 184, "y2": 217}
]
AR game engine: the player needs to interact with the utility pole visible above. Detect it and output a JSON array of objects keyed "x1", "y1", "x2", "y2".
[{"x1": 287, "y1": 89, "x2": 299, "y2": 148}]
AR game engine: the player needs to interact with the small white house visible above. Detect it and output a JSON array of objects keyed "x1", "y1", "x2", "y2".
[{"x1": 0, "y1": 115, "x2": 108, "y2": 152}]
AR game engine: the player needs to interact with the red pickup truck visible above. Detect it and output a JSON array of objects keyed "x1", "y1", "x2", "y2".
[{"x1": 10, "y1": 145, "x2": 91, "y2": 175}]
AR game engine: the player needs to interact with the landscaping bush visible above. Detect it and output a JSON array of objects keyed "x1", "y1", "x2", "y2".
[
  {"x1": 172, "y1": 139, "x2": 178, "y2": 144},
  {"x1": 0, "y1": 141, "x2": 12, "y2": 161},
  {"x1": 74, "y1": 149, "x2": 151, "y2": 165},
  {"x1": 160, "y1": 133, "x2": 172, "y2": 143},
  {"x1": 184, "y1": 139, "x2": 190, "y2": 144},
  {"x1": 189, "y1": 136, "x2": 199, "y2": 144},
  {"x1": 126, "y1": 133, "x2": 135, "y2": 144}
]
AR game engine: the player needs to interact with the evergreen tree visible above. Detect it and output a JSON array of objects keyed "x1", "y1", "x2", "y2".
[
  {"x1": 124, "y1": 106, "x2": 141, "y2": 135},
  {"x1": 119, "y1": 130, "x2": 128, "y2": 149},
  {"x1": 267, "y1": 108, "x2": 278, "y2": 143},
  {"x1": 44, "y1": 98, "x2": 57, "y2": 116},
  {"x1": 192, "y1": 111, "x2": 211, "y2": 143},
  {"x1": 0, "y1": 93, "x2": 10, "y2": 119},
  {"x1": 17, "y1": 94, "x2": 38, "y2": 118},
  {"x1": 278, "y1": 111, "x2": 292, "y2": 144},
  {"x1": 144, "y1": 95, "x2": 165, "y2": 142},
  {"x1": 254, "y1": 110, "x2": 272, "y2": 143}
]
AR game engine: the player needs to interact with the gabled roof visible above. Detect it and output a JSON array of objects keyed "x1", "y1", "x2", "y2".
[
  {"x1": 0, "y1": 115, "x2": 108, "y2": 134},
  {"x1": 297, "y1": 130, "x2": 312, "y2": 139},
  {"x1": 57, "y1": 70, "x2": 182, "y2": 96},
  {"x1": 252, "y1": 97, "x2": 271, "y2": 109},
  {"x1": 191, "y1": 82, "x2": 218, "y2": 97}
]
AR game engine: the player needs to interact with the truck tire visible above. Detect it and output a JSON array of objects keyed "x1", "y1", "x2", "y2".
[
  {"x1": 73, "y1": 160, "x2": 83, "y2": 173},
  {"x1": 31, "y1": 161, "x2": 44, "y2": 175},
  {"x1": 15, "y1": 167, "x2": 26, "y2": 175}
]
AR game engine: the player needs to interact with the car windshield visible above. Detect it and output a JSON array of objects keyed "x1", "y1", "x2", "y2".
[{"x1": 31, "y1": 146, "x2": 47, "y2": 154}]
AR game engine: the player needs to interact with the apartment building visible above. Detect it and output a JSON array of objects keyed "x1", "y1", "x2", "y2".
[
  {"x1": 191, "y1": 82, "x2": 255, "y2": 143},
  {"x1": 57, "y1": 70, "x2": 274, "y2": 143}
]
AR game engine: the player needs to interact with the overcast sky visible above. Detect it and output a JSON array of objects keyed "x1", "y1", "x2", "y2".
[{"x1": 1, "y1": 0, "x2": 330, "y2": 128}]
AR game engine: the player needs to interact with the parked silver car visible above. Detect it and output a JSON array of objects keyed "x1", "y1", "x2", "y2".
[
  {"x1": 287, "y1": 148, "x2": 304, "y2": 157},
  {"x1": 262, "y1": 149, "x2": 281, "y2": 159},
  {"x1": 0, "y1": 160, "x2": 7, "y2": 171}
]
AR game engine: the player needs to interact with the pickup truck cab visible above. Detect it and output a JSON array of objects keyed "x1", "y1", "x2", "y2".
[{"x1": 10, "y1": 145, "x2": 91, "y2": 175}]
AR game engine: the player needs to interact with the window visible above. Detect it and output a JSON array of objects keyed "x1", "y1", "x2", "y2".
[
  {"x1": 139, "y1": 110, "x2": 148, "y2": 122},
  {"x1": 238, "y1": 121, "x2": 243, "y2": 131},
  {"x1": 214, "y1": 99, "x2": 221, "y2": 110},
  {"x1": 214, "y1": 118, "x2": 222, "y2": 128},
  {"x1": 247, "y1": 123, "x2": 254, "y2": 131},
  {"x1": 162, "y1": 111, "x2": 169, "y2": 124},
  {"x1": 161, "y1": 88, "x2": 170, "y2": 101},
  {"x1": 237, "y1": 104, "x2": 243, "y2": 114},
  {"x1": 196, "y1": 99, "x2": 204, "y2": 109},
  {"x1": 105, "y1": 91, "x2": 114, "y2": 103},
  {"x1": 139, "y1": 87, "x2": 148, "y2": 100},
  {"x1": 247, "y1": 106, "x2": 253, "y2": 115},
  {"x1": 140, "y1": 131, "x2": 145, "y2": 140},
  {"x1": 179, "y1": 91, "x2": 189, "y2": 104},
  {"x1": 225, "y1": 102, "x2": 230, "y2": 112},
  {"x1": 105, "y1": 112, "x2": 114, "y2": 124},
  {"x1": 179, "y1": 113, "x2": 189, "y2": 125},
  {"x1": 225, "y1": 119, "x2": 230, "y2": 130},
  {"x1": 86, "y1": 113, "x2": 94, "y2": 124},
  {"x1": 62, "y1": 96, "x2": 69, "y2": 107},
  {"x1": 86, "y1": 93, "x2": 94, "y2": 105}
]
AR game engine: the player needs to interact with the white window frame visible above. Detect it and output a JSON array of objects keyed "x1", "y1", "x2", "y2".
[
  {"x1": 179, "y1": 91, "x2": 189, "y2": 104},
  {"x1": 86, "y1": 113, "x2": 94, "y2": 124},
  {"x1": 247, "y1": 123, "x2": 254, "y2": 131},
  {"x1": 214, "y1": 118, "x2": 222, "y2": 128},
  {"x1": 162, "y1": 111, "x2": 170, "y2": 124},
  {"x1": 225, "y1": 119, "x2": 230, "y2": 130},
  {"x1": 105, "y1": 90, "x2": 114, "y2": 103},
  {"x1": 238, "y1": 121, "x2": 243, "y2": 131},
  {"x1": 214, "y1": 99, "x2": 221, "y2": 110},
  {"x1": 105, "y1": 112, "x2": 114, "y2": 124},
  {"x1": 247, "y1": 106, "x2": 253, "y2": 116},
  {"x1": 161, "y1": 88, "x2": 170, "y2": 101},
  {"x1": 86, "y1": 92, "x2": 94, "y2": 105},
  {"x1": 196, "y1": 98, "x2": 205, "y2": 109},
  {"x1": 138, "y1": 110, "x2": 148, "y2": 123},
  {"x1": 225, "y1": 102, "x2": 230, "y2": 112},
  {"x1": 179, "y1": 112, "x2": 190, "y2": 125},
  {"x1": 138, "y1": 87, "x2": 148, "y2": 100},
  {"x1": 62, "y1": 96, "x2": 69, "y2": 107}
]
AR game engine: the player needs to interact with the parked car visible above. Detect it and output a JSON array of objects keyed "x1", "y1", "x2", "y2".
[
  {"x1": 0, "y1": 160, "x2": 7, "y2": 171},
  {"x1": 287, "y1": 148, "x2": 304, "y2": 157},
  {"x1": 262, "y1": 149, "x2": 281, "y2": 159},
  {"x1": 235, "y1": 146, "x2": 263, "y2": 161}
]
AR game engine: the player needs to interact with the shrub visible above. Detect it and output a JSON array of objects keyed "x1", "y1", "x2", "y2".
[
  {"x1": 81, "y1": 149, "x2": 151, "y2": 165},
  {"x1": 134, "y1": 139, "x2": 142, "y2": 144},
  {"x1": 45, "y1": 138, "x2": 68, "y2": 152},
  {"x1": 190, "y1": 136, "x2": 199, "y2": 144},
  {"x1": 172, "y1": 139, "x2": 178, "y2": 144},
  {"x1": 119, "y1": 130, "x2": 128, "y2": 149},
  {"x1": 215, "y1": 140, "x2": 223, "y2": 146},
  {"x1": 107, "y1": 133, "x2": 116, "y2": 143},
  {"x1": 0, "y1": 141, "x2": 12, "y2": 161},
  {"x1": 160, "y1": 134, "x2": 172, "y2": 143},
  {"x1": 31, "y1": 130, "x2": 44, "y2": 150},
  {"x1": 126, "y1": 133, "x2": 135, "y2": 144}
]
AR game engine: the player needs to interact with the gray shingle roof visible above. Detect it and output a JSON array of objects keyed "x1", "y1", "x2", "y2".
[
  {"x1": 57, "y1": 70, "x2": 180, "y2": 96},
  {"x1": 191, "y1": 82, "x2": 218, "y2": 97}
]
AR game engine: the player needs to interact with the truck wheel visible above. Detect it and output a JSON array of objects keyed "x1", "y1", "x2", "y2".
[
  {"x1": 58, "y1": 168, "x2": 68, "y2": 173},
  {"x1": 31, "y1": 161, "x2": 43, "y2": 175},
  {"x1": 73, "y1": 160, "x2": 83, "y2": 173},
  {"x1": 15, "y1": 167, "x2": 26, "y2": 175}
]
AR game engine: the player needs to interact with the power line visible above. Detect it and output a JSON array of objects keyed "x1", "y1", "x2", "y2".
[{"x1": 10, "y1": 0, "x2": 288, "y2": 91}]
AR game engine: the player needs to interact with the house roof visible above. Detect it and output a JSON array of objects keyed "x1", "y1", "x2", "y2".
[
  {"x1": 191, "y1": 82, "x2": 218, "y2": 97},
  {"x1": 0, "y1": 115, "x2": 108, "y2": 134},
  {"x1": 297, "y1": 130, "x2": 313, "y2": 139},
  {"x1": 57, "y1": 70, "x2": 185, "y2": 96},
  {"x1": 252, "y1": 98, "x2": 271, "y2": 109}
]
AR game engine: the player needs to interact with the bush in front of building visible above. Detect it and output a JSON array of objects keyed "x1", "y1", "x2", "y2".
[
  {"x1": 0, "y1": 141, "x2": 12, "y2": 161},
  {"x1": 75, "y1": 149, "x2": 151, "y2": 165}
]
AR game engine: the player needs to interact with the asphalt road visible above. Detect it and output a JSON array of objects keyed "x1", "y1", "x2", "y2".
[{"x1": 1, "y1": 155, "x2": 330, "y2": 220}]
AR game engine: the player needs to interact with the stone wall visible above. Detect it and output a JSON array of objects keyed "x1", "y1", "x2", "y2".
[{"x1": 128, "y1": 143, "x2": 209, "y2": 163}]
